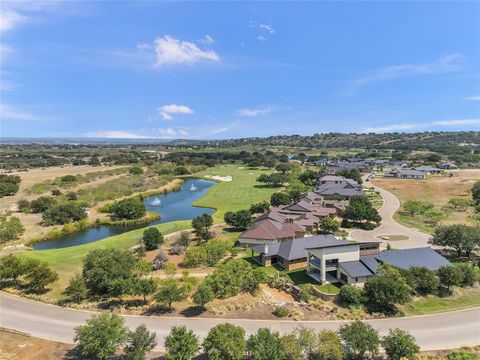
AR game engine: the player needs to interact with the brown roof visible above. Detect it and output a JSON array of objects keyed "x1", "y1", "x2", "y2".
[{"x1": 240, "y1": 219, "x2": 305, "y2": 240}]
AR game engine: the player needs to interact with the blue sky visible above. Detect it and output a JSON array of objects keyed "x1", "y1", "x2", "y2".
[{"x1": 1, "y1": 1, "x2": 479, "y2": 139}]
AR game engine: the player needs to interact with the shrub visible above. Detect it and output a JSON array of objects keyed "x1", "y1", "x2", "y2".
[
  {"x1": 272, "y1": 306, "x2": 289, "y2": 317},
  {"x1": 61, "y1": 175, "x2": 77, "y2": 182},
  {"x1": 51, "y1": 189, "x2": 62, "y2": 196},
  {"x1": 66, "y1": 192, "x2": 79, "y2": 201},
  {"x1": 281, "y1": 333, "x2": 303, "y2": 360},
  {"x1": 170, "y1": 245, "x2": 186, "y2": 255},
  {"x1": 177, "y1": 231, "x2": 191, "y2": 247},
  {"x1": 192, "y1": 283, "x2": 214, "y2": 307},
  {"x1": 317, "y1": 329, "x2": 344, "y2": 360},
  {"x1": 164, "y1": 325, "x2": 199, "y2": 360},
  {"x1": 129, "y1": 166, "x2": 143, "y2": 175},
  {"x1": 173, "y1": 166, "x2": 190, "y2": 175},
  {"x1": 339, "y1": 284, "x2": 363, "y2": 306},
  {"x1": 202, "y1": 323, "x2": 246, "y2": 360},
  {"x1": 142, "y1": 228, "x2": 163, "y2": 250},
  {"x1": 0, "y1": 216, "x2": 25, "y2": 242},
  {"x1": 153, "y1": 250, "x2": 169, "y2": 270},
  {"x1": 17, "y1": 199, "x2": 31, "y2": 212},
  {"x1": 407, "y1": 266, "x2": 439, "y2": 295}
]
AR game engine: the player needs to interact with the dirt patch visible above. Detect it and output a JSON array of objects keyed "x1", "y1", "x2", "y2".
[{"x1": 0, "y1": 329, "x2": 74, "y2": 360}]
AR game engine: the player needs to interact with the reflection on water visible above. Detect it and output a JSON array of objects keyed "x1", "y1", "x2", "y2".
[{"x1": 33, "y1": 179, "x2": 216, "y2": 250}]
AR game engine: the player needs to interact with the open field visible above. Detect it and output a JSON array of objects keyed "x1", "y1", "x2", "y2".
[
  {"x1": 372, "y1": 169, "x2": 480, "y2": 233},
  {"x1": 193, "y1": 165, "x2": 277, "y2": 221}
]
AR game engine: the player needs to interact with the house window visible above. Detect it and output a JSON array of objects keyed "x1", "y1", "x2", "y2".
[
  {"x1": 355, "y1": 277, "x2": 358, "y2": 282},
  {"x1": 326, "y1": 259, "x2": 339, "y2": 267}
]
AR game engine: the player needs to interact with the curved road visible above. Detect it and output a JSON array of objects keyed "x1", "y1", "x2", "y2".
[
  {"x1": 1, "y1": 293, "x2": 479, "y2": 351},
  {"x1": 350, "y1": 181, "x2": 432, "y2": 249}
]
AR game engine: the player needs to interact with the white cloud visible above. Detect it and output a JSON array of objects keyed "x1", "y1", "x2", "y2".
[
  {"x1": 0, "y1": 1, "x2": 62, "y2": 32},
  {"x1": 154, "y1": 127, "x2": 189, "y2": 138},
  {"x1": 0, "y1": 9, "x2": 25, "y2": 32},
  {"x1": 235, "y1": 106, "x2": 273, "y2": 117},
  {"x1": 362, "y1": 123, "x2": 420, "y2": 133},
  {"x1": 85, "y1": 130, "x2": 152, "y2": 139},
  {"x1": 256, "y1": 35, "x2": 267, "y2": 42},
  {"x1": 249, "y1": 21, "x2": 275, "y2": 34},
  {"x1": 201, "y1": 35, "x2": 214, "y2": 44},
  {"x1": 210, "y1": 127, "x2": 229, "y2": 134},
  {"x1": 0, "y1": 104, "x2": 44, "y2": 121},
  {"x1": 464, "y1": 95, "x2": 480, "y2": 101},
  {"x1": 157, "y1": 104, "x2": 194, "y2": 120},
  {"x1": 433, "y1": 119, "x2": 480, "y2": 127},
  {"x1": 362, "y1": 118, "x2": 480, "y2": 133},
  {"x1": 153, "y1": 35, "x2": 219, "y2": 67},
  {"x1": 353, "y1": 54, "x2": 464, "y2": 87}
]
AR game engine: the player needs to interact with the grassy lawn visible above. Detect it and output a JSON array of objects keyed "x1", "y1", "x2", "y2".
[
  {"x1": 21, "y1": 220, "x2": 191, "y2": 299},
  {"x1": 193, "y1": 165, "x2": 276, "y2": 222},
  {"x1": 393, "y1": 213, "x2": 435, "y2": 234},
  {"x1": 285, "y1": 269, "x2": 341, "y2": 295},
  {"x1": 402, "y1": 288, "x2": 480, "y2": 316}
]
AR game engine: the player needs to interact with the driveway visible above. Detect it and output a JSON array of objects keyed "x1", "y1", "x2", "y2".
[
  {"x1": 0, "y1": 293, "x2": 479, "y2": 351},
  {"x1": 350, "y1": 182, "x2": 432, "y2": 249}
]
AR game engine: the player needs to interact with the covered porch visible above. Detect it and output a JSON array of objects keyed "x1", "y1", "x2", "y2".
[{"x1": 306, "y1": 255, "x2": 340, "y2": 284}]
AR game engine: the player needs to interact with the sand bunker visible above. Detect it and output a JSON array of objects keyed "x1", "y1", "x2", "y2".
[{"x1": 205, "y1": 175, "x2": 233, "y2": 182}]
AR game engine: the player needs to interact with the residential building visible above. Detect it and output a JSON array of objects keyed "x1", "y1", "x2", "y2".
[
  {"x1": 439, "y1": 162, "x2": 458, "y2": 170},
  {"x1": 415, "y1": 166, "x2": 444, "y2": 175},
  {"x1": 384, "y1": 168, "x2": 426, "y2": 179},
  {"x1": 238, "y1": 219, "x2": 305, "y2": 247}
]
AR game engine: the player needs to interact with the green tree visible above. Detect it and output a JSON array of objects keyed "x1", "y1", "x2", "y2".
[
  {"x1": 247, "y1": 328, "x2": 285, "y2": 360},
  {"x1": 133, "y1": 278, "x2": 157, "y2": 303},
  {"x1": 74, "y1": 313, "x2": 128, "y2": 360},
  {"x1": 111, "y1": 198, "x2": 146, "y2": 220},
  {"x1": 337, "y1": 169, "x2": 362, "y2": 184},
  {"x1": 0, "y1": 216, "x2": 25, "y2": 242},
  {"x1": 154, "y1": 279, "x2": 188, "y2": 311},
  {"x1": 317, "y1": 329, "x2": 344, "y2": 360},
  {"x1": 320, "y1": 217, "x2": 340, "y2": 233},
  {"x1": 142, "y1": 228, "x2": 164, "y2": 250},
  {"x1": 191, "y1": 213, "x2": 213, "y2": 240},
  {"x1": 30, "y1": 196, "x2": 56, "y2": 213},
  {"x1": 270, "y1": 192, "x2": 290, "y2": 207},
  {"x1": 407, "y1": 266, "x2": 439, "y2": 295},
  {"x1": 124, "y1": 324, "x2": 157, "y2": 360},
  {"x1": 224, "y1": 210, "x2": 252, "y2": 230},
  {"x1": 24, "y1": 260, "x2": 58, "y2": 293},
  {"x1": 0, "y1": 174, "x2": 21, "y2": 197},
  {"x1": 281, "y1": 333, "x2": 303, "y2": 360},
  {"x1": 164, "y1": 325, "x2": 200, "y2": 360},
  {"x1": 0, "y1": 255, "x2": 27, "y2": 284},
  {"x1": 339, "y1": 284, "x2": 363, "y2": 306},
  {"x1": 275, "y1": 163, "x2": 293, "y2": 174},
  {"x1": 382, "y1": 328, "x2": 420, "y2": 360},
  {"x1": 456, "y1": 263, "x2": 479, "y2": 287},
  {"x1": 42, "y1": 203, "x2": 87, "y2": 225},
  {"x1": 438, "y1": 265, "x2": 462, "y2": 292},
  {"x1": 429, "y1": 225, "x2": 480, "y2": 258},
  {"x1": 82, "y1": 249, "x2": 138, "y2": 297},
  {"x1": 343, "y1": 196, "x2": 381, "y2": 225},
  {"x1": 250, "y1": 201, "x2": 270, "y2": 214},
  {"x1": 447, "y1": 348, "x2": 479, "y2": 360},
  {"x1": 363, "y1": 265, "x2": 411, "y2": 312},
  {"x1": 202, "y1": 323, "x2": 246, "y2": 360},
  {"x1": 173, "y1": 166, "x2": 190, "y2": 175},
  {"x1": 295, "y1": 326, "x2": 319, "y2": 358},
  {"x1": 471, "y1": 181, "x2": 480, "y2": 204},
  {"x1": 339, "y1": 320, "x2": 380, "y2": 359},
  {"x1": 62, "y1": 273, "x2": 88, "y2": 302},
  {"x1": 403, "y1": 200, "x2": 429, "y2": 216},
  {"x1": 192, "y1": 283, "x2": 214, "y2": 308}
]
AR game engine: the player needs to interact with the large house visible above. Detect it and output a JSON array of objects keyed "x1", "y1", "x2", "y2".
[
  {"x1": 250, "y1": 235, "x2": 380, "y2": 272},
  {"x1": 415, "y1": 166, "x2": 444, "y2": 175},
  {"x1": 306, "y1": 246, "x2": 449, "y2": 286},
  {"x1": 439, "y1": 161, "x2": 458, "y2": 170},
  {"x1": 315, "y1": 175, "x2": 365, "y2": 200},
  {"x1": 238, "y1": 219, "x2": 305, "y2": 247},
  {"x1": 384, "y1": 168, "x2": 426, "y2": 180}
]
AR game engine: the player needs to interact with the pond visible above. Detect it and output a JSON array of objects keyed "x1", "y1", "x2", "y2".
[{"x1": 33, "y1": 178, "x2": 216, "y2": 250}]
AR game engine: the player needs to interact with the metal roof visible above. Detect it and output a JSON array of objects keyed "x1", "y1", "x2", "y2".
[
  {"x1": 339, "y1": 261, "x2": 374, "y2": 277},
  {"x1": 375, "y1": 247, "x2": 450, "y2": 271}
]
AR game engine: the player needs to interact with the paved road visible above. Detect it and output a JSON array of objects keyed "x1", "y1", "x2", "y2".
[
  {"x1": 350, "y1": 182, "x2": 432, "y2": 249},
  {"x1": 1, "y1": 293, "x2": 479, "y2": 351}
]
